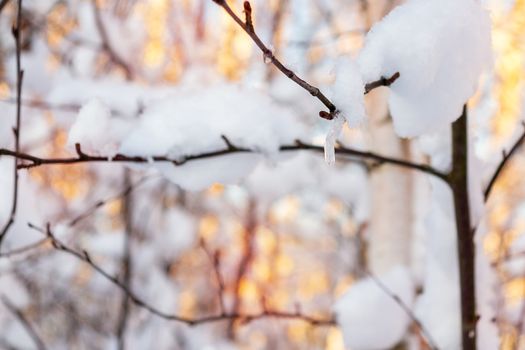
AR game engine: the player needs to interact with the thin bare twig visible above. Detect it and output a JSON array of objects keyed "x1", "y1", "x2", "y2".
[
  {"x1": 228, "y1": 200, "x2": 257, "y2": 338},
  {"x1": 0, "y1": 0, "x2": 24, "y2": 246},
  {"x1": 364, "y1": 72, "x2": 401, "y2": 94},
  {"x1": 69, "y1": 176, "x2": 151, "y2": 227},
  {"x1": 515, "y1": 279, "x2": 525, "y2": 350},
  {"x1": 2, "y1": 296, "x2": 47, "y2": 350},
  {"x1": 91, "y1": 0, "x2": 133, "y2": 80},
  {"x1": 0, "y1": 0, "x2": 10, "y2": 14},
  {"x1": 0, "y1": 238, "x2": 48, "y2": 258},
  {"x1": 28, "y1": 223, "x2": 335, "y2": 327},
  {"x1": 0, "y1": 98, "x2": 80, "y2": 113},
  {"x1": 116, "y1": 171, "x2": 133, "y2": 350},
  {"x1": 200, "y1": 240, "x2": 226, "y2": 314},
  {"x1": 484, "y1": 123, "x2": 525, "y2": 201},
  {"x1": 211, "y1": 0, "x2": 399, "y2": 119}
]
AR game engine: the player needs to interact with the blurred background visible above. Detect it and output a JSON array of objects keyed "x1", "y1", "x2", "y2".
[{"x1": 0, "y1": 0, "x2": 524, "y2": 349}]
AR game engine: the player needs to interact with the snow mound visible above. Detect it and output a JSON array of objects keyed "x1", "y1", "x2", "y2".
[
  {"x1": 357, "y1": 0, "x2": 492, "y2": 137},
  {"x1": 67, "y1": 98, "x2": 132, "y2": 156},
  {"x1": 334, "y1": 266, "x2": 414, "y2": 350}
]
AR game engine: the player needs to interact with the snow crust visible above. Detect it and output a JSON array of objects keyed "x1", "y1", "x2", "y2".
[{"x1": 334, "y1": 266, "x2": 414, "y2": 350}]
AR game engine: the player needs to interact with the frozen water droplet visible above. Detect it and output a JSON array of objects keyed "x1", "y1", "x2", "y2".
[
  {"x1": 324, "y1": 114, "x2": 344, "y2": 166},
  {"x1": 263, "y1": 51, "x2": 273, "y2": 64}
]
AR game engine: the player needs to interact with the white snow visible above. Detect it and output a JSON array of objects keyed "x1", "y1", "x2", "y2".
[
  {"x1": 155, "y1": 208, "x2": 197, "y2": 259},
  {"x1": 120, "y1": 84, "x2": 303, "y2": 157},
  {"x1": 334, "y1": 266, "x2": 414, "y2": 350},
  {"x1": 357, "y1": 0, "x2": 492, "y2": 137},
  {"x1": 325, "y1": 58, "x2": 365, "y2": 165},
  {"x1": 117, "y1": 84, "x2": 304, "y2": 190},
  {"x1": 332, "y1": 58, "x2": 366, "y2": 128},
  {"x1": 415, "y1": 178, "x2": 461, "y2": 349},
  {"x1": 156, "y1": 155, "x2": 263, "y2": 191},
  {"x1": 67, "y1": 83, "x2": 305, "y2": 190},
  {"x1": 67, "y1": 98, "x2": 132, "y2": 156}
]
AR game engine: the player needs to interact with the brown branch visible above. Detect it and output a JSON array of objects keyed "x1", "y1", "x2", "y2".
[
  {"x1": 0, "y1": 0, "x2": 24, "y2": 246},
  {"x1": 364, "y1": 72, "x2": 401, "y2": 94},
  {"x1": 515, "y1": 281, "x2": 525, "y2": 350},
  {"x1": 0, "y1": 141, "x2": 448, "y2": 181},
  {"x1": 200, "y1": 240, "x2": 226, "y2": 314},
  {"x1": 91, "y1": 0, "x2": 133, "y2": 80},
  {"x1": 1, "y1": 296, "x2": 47, "y2": 350},
  {"x1": 0, "y1": 0, "x2": 10, "y2": 14},
  {"x1": 450, "y1": 106, "x2": 477, "y2": 350},
  {"x1": 211, "y1": 0, "x2": 399, "y2": 120},
  {"x1": 28, "y1": 223, "x2": 335, "y2": 327},
  {"x1": 228, "y1": 200, "x2": 257, "y2": 338},
  {"x1": 69, "y1": 176, "x2": 151, "y2": 227},
  {"x1": 484, "y1": 123, "x2": 525, "y2": 201}
]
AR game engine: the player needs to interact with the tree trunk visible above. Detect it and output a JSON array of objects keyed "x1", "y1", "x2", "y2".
[
  {"x1": 450, "y1": 106, "x2": 477, "y2": 350},
  {"x1": 367, "y1": 91, "x2": 414, "y2": 274}
]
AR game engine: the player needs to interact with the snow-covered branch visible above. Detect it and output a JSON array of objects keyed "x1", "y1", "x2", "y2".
[{"x1": 0, "y1": 140, "x2": 448, "y2": 180}]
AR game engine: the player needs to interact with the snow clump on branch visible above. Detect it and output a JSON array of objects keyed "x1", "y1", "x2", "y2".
[
  {"x1": 358, "y1": 0, "x2": 492, "y2": 137},
  {"x1": 67, "y1": 84, "x2": 305, "y2": 190},
  {"x1": 326, "y1": 0, "x2": 492, "y2": 160}
]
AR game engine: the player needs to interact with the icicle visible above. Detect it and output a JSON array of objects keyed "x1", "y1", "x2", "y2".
[{"x1": 324, "y1": 114, "x2": 345, "y2": 165}]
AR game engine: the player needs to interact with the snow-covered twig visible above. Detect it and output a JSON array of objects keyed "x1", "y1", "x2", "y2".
[
  {"x1": 484, "y1": 123, "x2": 525, "y2": 201},
  {"x1": 0, "y1": 238, "x2": 49, "y2": 258},
  {"x1": 28, "y1": 223, "x2": 336, "y2": 327},
  {"x1": 1, "y1": 296, "x2": 47, "y2": 350},
  {"x1": 0, "y1": 141, "x2": 448, "y2": 181},
  {"x1": 0, "y1": 0, "x2": 24, "y2": 246}
]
